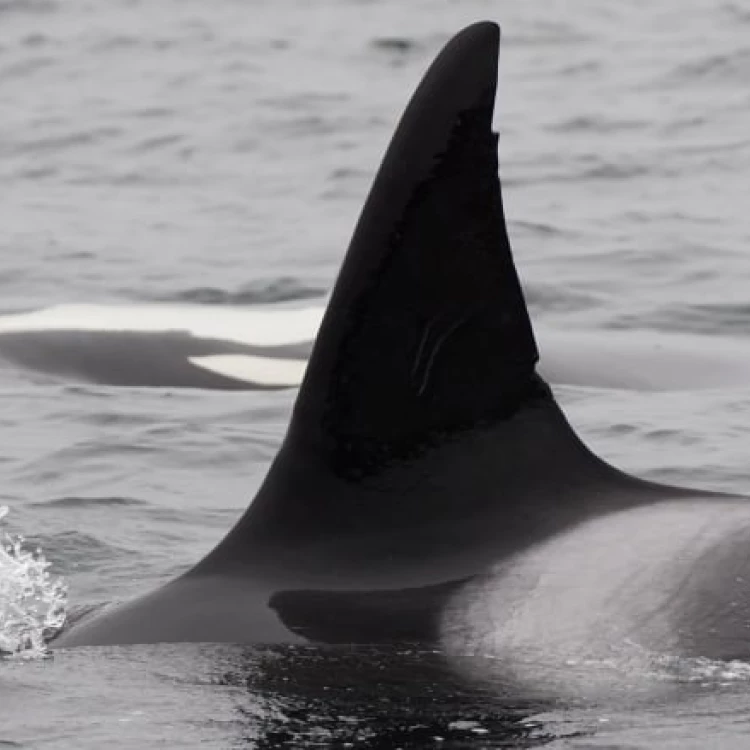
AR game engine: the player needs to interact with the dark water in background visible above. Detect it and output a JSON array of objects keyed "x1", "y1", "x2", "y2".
[{"x1": 4, "y1": 0, "x2": 750, "y2": 746}]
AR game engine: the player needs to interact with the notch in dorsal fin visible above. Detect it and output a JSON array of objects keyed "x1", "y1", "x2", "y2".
[{"x1": 292, "y1": 21, "x2": 549, "y2": 475}]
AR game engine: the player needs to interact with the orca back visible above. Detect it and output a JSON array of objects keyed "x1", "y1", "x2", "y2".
[{"x1": 54, "y1": 21, "x2": 710, "y2": 653}]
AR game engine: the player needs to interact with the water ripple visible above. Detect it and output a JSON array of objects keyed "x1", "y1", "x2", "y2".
[
  {"x1": 148, "y1": 278, "x2": 326, "y2": 305},
  {"x1": 31, "y1": 496, "x2": 149, "y2": 509}
]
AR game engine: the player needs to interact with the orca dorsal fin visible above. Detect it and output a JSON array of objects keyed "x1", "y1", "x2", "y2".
[
  {"x1": 291, "y1": 21, "x2": 549, "y2": 474},
  {"x1": 195, "y1": 22, "x2": 653, "y2": 575}
]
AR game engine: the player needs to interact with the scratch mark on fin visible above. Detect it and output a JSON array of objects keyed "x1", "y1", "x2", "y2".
[
  {"x1": 411, "y1": 319, "x2": 434, "y2": 381},
  {"x1": 417, "y1": 314, "x2": 469, "y2": 397}
]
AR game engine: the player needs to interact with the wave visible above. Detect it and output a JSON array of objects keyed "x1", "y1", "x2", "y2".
[{"x1": 145, "y1": 278, "x2": 326, "y2": 306}]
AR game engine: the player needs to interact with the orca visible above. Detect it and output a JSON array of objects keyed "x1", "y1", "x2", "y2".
[
  {"x1": 53, "y1": 22, "x2": 750, "y2": 690},
  {"x1": 0, "y1": 304, "x2": 318, "y2": 389},
  {"x1": 6, "y1": 303, "x2": 750, "y2": 391}
]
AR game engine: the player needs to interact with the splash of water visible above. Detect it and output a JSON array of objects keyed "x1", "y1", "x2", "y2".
[{"x1": 0, "y1": 506, "x2": 67, "y2": 658}]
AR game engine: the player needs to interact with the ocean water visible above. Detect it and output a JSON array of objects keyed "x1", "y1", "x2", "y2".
[{"x1": 3, "y1": 0, "x2": 750, "y2": 746}]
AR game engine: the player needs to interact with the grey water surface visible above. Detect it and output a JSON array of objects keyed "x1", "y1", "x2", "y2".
[{"x1": 4, "y1": 0, "x2": 750, "y2": 747}]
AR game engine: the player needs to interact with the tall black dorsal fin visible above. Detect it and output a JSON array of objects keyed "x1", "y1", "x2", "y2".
[
  {"x1": 293, "y1": 21, "x2": 547, "y2": 470},
  {"x1": 195, "y1": 22, "x2": 653, "y2": 575}
]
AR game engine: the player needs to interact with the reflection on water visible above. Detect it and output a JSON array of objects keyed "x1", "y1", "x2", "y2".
[{"x1": 211, "y1": 644, "x2": 556, "y2": 748}]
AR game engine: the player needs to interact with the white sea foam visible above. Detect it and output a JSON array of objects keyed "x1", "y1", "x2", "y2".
[{"x1": 0, "y1": 506, "x2": 67, "y2": 659}]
